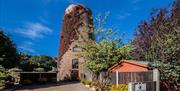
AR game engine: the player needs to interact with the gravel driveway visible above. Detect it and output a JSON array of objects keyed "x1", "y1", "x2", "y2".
[{"x1": 15, "y1": 82, "x2": 91, "y2": 91}]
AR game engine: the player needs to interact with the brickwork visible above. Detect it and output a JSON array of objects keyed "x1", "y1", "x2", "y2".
[{"x1": 57, "y1": 4, "x2": 93, "y2": 81}]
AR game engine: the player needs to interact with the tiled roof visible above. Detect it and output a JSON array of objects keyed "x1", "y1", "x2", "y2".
[{"x1": 108, "y1": 60, "x2": 149, "y2": 71}]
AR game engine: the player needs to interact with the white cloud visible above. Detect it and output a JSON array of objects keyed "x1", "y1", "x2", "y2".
[
  {"x1": 15, "y1": 22, "x2": 52, "y2": 39},
  {"x1": 39, "y1": 17, "x2": 50, "y2": 25},
  {"x1": 18, "y1": 41, "x2": 36, "y2": 53},
  {"x1": 117, "y1": 13, "x2": 132, "y2": 20}
]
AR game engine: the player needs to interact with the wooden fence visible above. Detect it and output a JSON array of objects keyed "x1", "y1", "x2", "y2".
[
  {"x1": 100, "y1": 69, "x2": 159, "y2": 91},
  {"x1": 109, "y1": 71, "x2": 153, "y2": 84}
]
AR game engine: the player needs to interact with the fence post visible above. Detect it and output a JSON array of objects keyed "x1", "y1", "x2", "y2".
[
  {"x1": 153, "y1": 69, "x2": 160, "y2": 91},
  {"x1": 116, "y1": 71, "x2": 119, "y2": 87},
  {"x1": 99, "y1": 72, "x2": 101, "y2": 81},
  {"x1": 128, "y1": 83, "x2": 133, "y2": 91}
]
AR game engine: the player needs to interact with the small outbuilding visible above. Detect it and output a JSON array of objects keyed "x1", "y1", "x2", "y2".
[{"x1": 108, "y1": 60, "x2": 149, "y2": 72}]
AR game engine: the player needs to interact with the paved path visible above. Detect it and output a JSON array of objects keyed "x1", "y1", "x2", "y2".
[{"x1": 16, "y1": 82, "x2": 91, "y2": 91}]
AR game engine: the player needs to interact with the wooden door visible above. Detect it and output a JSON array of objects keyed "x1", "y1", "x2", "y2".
[{"x1": 71, "y1": 70, "x2": 79, "y2": 81}]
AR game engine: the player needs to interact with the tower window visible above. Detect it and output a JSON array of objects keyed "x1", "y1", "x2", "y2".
[
  {"x1": 72, "y1": 59, "x2": 78, "y2": 69},
  {"x1": 72, "y1": 46, "x2": 81, "y2": 52}
]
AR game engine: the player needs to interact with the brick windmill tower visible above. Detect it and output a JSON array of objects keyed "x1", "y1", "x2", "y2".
[{"x1": 57, "y1": 4, "x2": 94, "y2": 81}]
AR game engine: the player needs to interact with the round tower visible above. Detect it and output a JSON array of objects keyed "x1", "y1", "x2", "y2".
[{"x1": 58, "y1": 4, "x2": 93, "y2": 81}]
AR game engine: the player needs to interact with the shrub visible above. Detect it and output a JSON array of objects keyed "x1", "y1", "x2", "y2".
[
  {"x1": 8, "y1": 68, "x2": 22, "y2": 83},
  {"x1": 80, "y1": 79, "x2": 92, "y2": 85},
  {"x1": 84, "y1": 80, "x2": 92, "y2": 85},
  {"x1": 0, "y1": 71, "x2": 8, "y2": 86},
  {"x1": 109, "y1": 84, "x2": 128, "y2": 91},
  {"x1": 33, "y1": 68, "x2": 45, "y2": 72},
  {"x1": 0, "y1": 71, "x2": 7, "y2": 80},
  {"x1": 8, "y1": 68, "x2": 22, "y2": 72},
  {"x1": 0, "y1": 65, "x2": 5, "y2": 72},
  {"x1": 80, "y1": 78, "x2": 85, "y2": 84},
  {"x1": 89, "y1": 81, "x2": 96, "y2": 87},
  {"x1": 0, "y1": 80, "x2": 5, "y2": 86}
]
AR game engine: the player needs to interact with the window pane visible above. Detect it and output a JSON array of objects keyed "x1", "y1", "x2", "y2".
[
  {"x1": 72, "y1": 47, "x2": 81, "y2": 52},
  {"x1": 72, "y1": 59, "x2": 78, "y2": 69}
]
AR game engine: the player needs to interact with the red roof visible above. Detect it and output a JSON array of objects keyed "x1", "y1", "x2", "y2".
[{"x1": 108, "y1": 60, "x2": 149, "y2": 71}]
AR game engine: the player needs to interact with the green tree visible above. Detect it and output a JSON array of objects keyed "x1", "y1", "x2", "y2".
[
  {"x1": 0, "y1": 29, "x2": 19, "y2": 69},
  {"x1": 78, "y1": 13, "x2": 133, "y2": 90},
  {"x1": 18, "y1": 53, "x2": 56, "y2": 71},
  {"x1": 78, "y1": 13, "x2": 133, "y2": 82}
]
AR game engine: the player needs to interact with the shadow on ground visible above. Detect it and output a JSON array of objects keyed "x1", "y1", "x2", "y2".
[{"x1": 10, "y1": 81, "x2": 80, "y2": 91}]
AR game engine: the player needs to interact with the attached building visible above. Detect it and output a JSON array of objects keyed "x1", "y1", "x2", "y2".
[{"x1": 108, "y1": 60, "x2": 149, "y2": 72}]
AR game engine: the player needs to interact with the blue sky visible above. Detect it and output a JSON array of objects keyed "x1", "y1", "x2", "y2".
[{"x1": 0, "y1": 0, "x2": 175, "y2": 57}]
